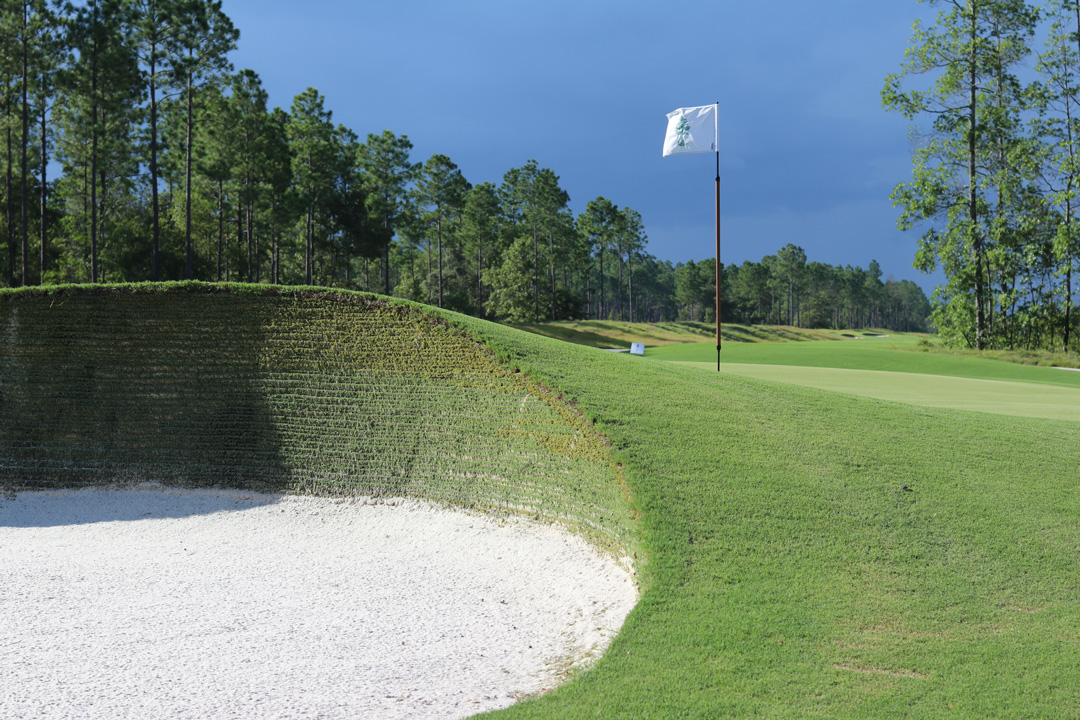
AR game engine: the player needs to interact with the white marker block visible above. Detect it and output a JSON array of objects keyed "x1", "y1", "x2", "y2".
[{"x1": 630, "y1": 343, "x2": 645, "y2": 356}]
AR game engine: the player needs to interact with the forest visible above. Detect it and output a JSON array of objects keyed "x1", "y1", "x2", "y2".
[{"x1": 0, "y1": 0, "x2": 928, "y2": 331}]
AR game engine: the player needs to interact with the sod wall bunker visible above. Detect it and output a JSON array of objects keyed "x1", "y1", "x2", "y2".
[{"x1": 0, "y1": 284, "x2": 636, "y2": 559}]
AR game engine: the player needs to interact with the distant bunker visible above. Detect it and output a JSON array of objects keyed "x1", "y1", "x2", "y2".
[{"x1": 0, "y1": 284, "x2": 638, "y2": 717}]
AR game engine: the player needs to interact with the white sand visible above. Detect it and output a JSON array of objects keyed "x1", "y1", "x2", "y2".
[{"x1": 0, "y1": 486, "x2": 637, "y2": 719}]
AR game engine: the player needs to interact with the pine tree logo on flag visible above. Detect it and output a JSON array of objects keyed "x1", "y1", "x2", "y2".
[{"x1": 675, "y1": 117, "x2": 691, "y2": 148}]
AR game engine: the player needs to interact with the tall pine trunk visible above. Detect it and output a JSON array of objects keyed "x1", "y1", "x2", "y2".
[
  {"x1": 20, "y1": 2, "x2": 28, "y2": 286},
  {"x1": 1066, "y1": 0, "x2": 1080, "y2": 353},
  {"x1": 90, "y1": 88, "x2": 98, "y2": 281},
  {"x1": 532, "y1": 221, "x2": 539, "y2": 321},
  {"x1": 585, "y1": 266, "x2": 591, "y2": 318},
  {"x1": 6, "y1": 95, "x2": 13, "y2": 287},
  {"x1": 246, "y1": 204, "x2": 252, "y2": 282},
  {"x1": 184, "y1": 67, "x2": 193, "y2": 279},
  {"x1": 305, "y1": 206, "x2": 312, "y2": 285},
  {"x1": 476, "y1": 240, "x2": 483, "y2": 318},
  {"x1": 383, "y1": 212, "x2": 390, "y2": 295},
  {"x1": 437, "y1": 213, "x2": 443, "y2": 308},
  {"x1": 100, "y1": 166, "x2": 108, "y2": 281},
  {"x1": 216, "y1": 179, "x2": 224, "y2": 281},
  {"x1": 617, "y1": 253, "x2": 623, "y2": 320},
  {"x1": 598, "y1": 246, "x2": 605, "y2": 320},
  {"x1": 149, "y1": 49, "x2": 160, "y2": 280},
  {"x1": 548, "y1": 229, "x2": 556, "y2": 320},
  {"x1": 271, "y1": 199, "x2": 279, "y2": 285},
  {"x1": 236, "y1": 197, "x2": 242, "y2": 281},
  {"x1": 39, "y1": 82, "x2": 45, "y2": 280},
  {"x1": 969, "y1": 2, "x2": 986, "y2": 350}
]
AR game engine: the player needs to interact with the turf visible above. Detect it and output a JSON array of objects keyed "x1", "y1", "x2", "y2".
[
  {"x1": 648, "y1": 336, "x2": 1080, "y2": 390},
  {"x1": 675, "y1": 362, "x2": 1080, "y2": 422},
  {"x1": 5, "y1": 285, "x2": 1080, "y2": 718},
  {"x1": 442, "y1": 313, "x2": 1080, "y2": 719}
]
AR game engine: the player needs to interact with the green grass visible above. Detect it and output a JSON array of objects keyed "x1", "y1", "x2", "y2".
[
  {"x1": 5, "y1": 285, "x2": 1080, "y2": 717},
  {"x1": 649, "y1": 336, "x2": 1080, "y2": 389},
  {"x1": 682, "y1": 363, "x2": 1080, "y2": 422},
  {"x1": 930, "y1": 346, "x2": 1080, "y2": 370},
  {"x1": 442, "y1": 312, "x2": 1080, "y2": 718},
  {"x1": 644, "y1": 335, "x2": 1080, "y2": 422}
]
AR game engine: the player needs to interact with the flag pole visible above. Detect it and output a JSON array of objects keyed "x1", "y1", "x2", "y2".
[{"x1": 715, "y1": 102, "x2": 721, "y2": 373}]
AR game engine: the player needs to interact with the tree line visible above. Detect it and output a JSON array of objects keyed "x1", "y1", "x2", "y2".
[
  {"x1": 0, "y1": 1, "x2": 928, "y2": 332},
  {"x1": 673, "y1": 245, "x2": 931, "y2": 333},
  {"x1": 886, "y1": 0, "x2": 1080, "y2": 353}
]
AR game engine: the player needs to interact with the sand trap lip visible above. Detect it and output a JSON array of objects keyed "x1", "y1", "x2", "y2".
[{"x1": 0, "y1": 485, "x2": 637, "y2": 719}]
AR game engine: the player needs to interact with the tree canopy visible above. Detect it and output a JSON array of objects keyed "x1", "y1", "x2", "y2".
[
  {"x1": 0, "y1": 3, "x2": 928, "y2": 333},
  {"x1": 887, "y1": 0, "x2": 1079, "y2": 352}
]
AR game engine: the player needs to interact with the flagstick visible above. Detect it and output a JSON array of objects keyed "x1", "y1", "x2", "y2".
[{"x1": 715, "y1": 149, "x2": 721, "y2": 372}]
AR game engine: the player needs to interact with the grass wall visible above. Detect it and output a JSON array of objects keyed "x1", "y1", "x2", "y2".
[{"x1": 0, "y1": 283, "x2": 635, "y2": 556}]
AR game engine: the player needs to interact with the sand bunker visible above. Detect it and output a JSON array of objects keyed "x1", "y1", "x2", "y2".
[{"x1": 0, "y1": 486, "x2": 636, "y2": 719}]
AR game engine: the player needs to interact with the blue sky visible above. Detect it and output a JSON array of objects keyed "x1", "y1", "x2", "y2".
[{"x1": 224, "y1": 0, "x2": 942, "y2": 291}]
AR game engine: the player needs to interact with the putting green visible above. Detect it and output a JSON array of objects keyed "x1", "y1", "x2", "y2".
[
  {"x1": 672, "y1": 361, "x2": 1080, "y2": 422},
  {"x1": 649, "y1": 338, "x2": 1080, "y2": 388}
]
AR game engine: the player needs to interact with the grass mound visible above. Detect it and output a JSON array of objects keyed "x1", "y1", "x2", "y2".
[
  {"x1": 442, "y1": 310, "x2": 1080, "y2": 719},
  {"x1": 0, "y1": 283, "x2": 634, "y2": 556}
]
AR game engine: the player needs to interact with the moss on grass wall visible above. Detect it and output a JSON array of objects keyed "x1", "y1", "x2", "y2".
[{"x1": 0, "y1": 284, "x2": 634, "y2": 555}]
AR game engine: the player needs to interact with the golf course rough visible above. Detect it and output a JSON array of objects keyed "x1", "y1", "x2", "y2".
[{"x1": 0, "y1": 283, "x2": 635, "y2": 558}]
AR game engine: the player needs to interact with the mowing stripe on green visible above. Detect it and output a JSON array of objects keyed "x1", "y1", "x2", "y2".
[
  {"x1": 671, "y1": 362, "x2": 1080, "y2": 422},
  {"x1": 647, "y1": 339, "x2": 1080, "y2": 389}
]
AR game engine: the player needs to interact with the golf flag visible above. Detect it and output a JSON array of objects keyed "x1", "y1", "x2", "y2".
[{"x1": 662, "y1": 104, "x2": 717, "y2": 157}]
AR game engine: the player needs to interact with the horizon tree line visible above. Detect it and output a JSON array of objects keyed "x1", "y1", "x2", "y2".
[{"x1": 675, "y1": 246, "x2": 931, "y2": 333}]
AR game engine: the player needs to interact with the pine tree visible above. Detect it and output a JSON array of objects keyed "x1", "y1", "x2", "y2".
[
  {"x1": 1032, "y1": 0, "x2": 1080, "y2": 352},
  {"x1": 131, "y1": 0, "x2": 186, "y2": 281},
  {"x1": 192, "y1": 80, "x2": 235, "y2": 280},
  {"x1": 500, "y1": 160, "x2": 544, "y2": 320},
  {"x1": 172, "y1": 0, "x2": 236, "y2": 279},
  {"x1": 533, "y1": 167, "x2": 571, "y2": 320},
  {"x1": 578, "y1": 197, "x2": 619, "y2": 320},
  {"x1": 229, "y1": 69, "x2": 270, "y2": 282},
  {"x1": 263, "y1": 106, "x2": 291, "y2": 284},
  {"x1": 29, "y1": 0, "x2": 61, "y2": 283},
  {"x1": 61, "y1": 0, "x2": 141, "y2": 282},
  {"x1": 327, "y1": 123, "x2": 366, "y2": 287},
  {"x1": 618, "y1": 207, "x2": 646, "y2": 322},
  {"x1": 413, "y1": 153, "x2": 468, "y2": 308},
  {"x1": 358, "y1": 129, "x2": 416, "y2": 296},
  {"x1": 287, "y1": 87, "x2": 334, "y2": 286},
  {"x1": 459, "y1": 181, "x2": 500, "y2": 317},
  {"x1": 884, "y1": 0, "x2": 1038, "y2": 349}
]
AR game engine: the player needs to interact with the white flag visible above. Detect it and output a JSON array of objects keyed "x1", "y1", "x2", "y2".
[{"x1": 662, "y1": 104, "x2": 717, "y2": 157}]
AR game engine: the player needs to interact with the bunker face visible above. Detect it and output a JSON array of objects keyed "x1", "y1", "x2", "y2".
[{"x1": 0, "y1": 487, "x2": 637, "y2": 720}]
